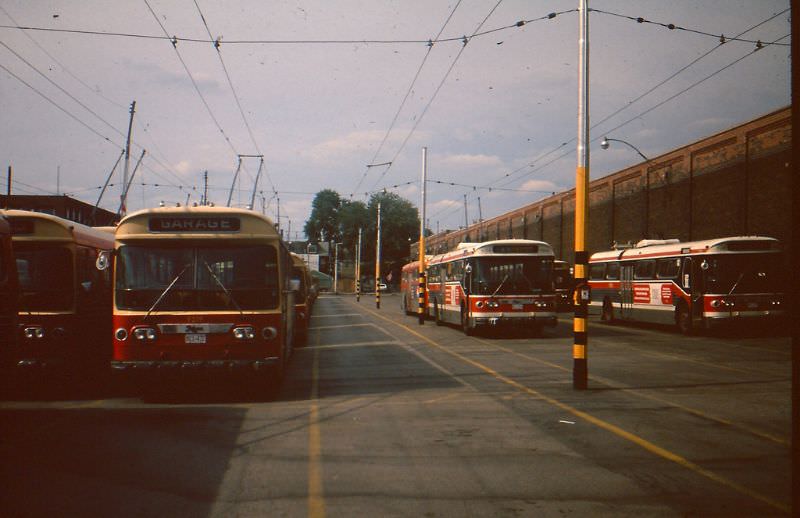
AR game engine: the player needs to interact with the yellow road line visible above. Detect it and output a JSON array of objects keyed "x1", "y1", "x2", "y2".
[
  {"x1": 474, "y1": 336, "x2": 790, "y2": 447},
  {"x1": 356, "y1": 301, "x2": 789, "y2": 515},
  {"x1": 308, "y1": 345, "x2": 325, "y2": 518}
]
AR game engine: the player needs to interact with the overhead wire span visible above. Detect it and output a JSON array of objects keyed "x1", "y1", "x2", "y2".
[
  {"x1": 192, "y1": 0, "x2": 277, "y2": 197},
  {"x1": 429, "y1": 30, "x2": 790, "y2": 226},
  {"x1": 143, "y1": 0, "x2": 240, "y2": 158},
  {"x1": 353, "y1": 0, "x2": 464, "y2": 195},
  {"x1": 370, "y1": 0, "x2": 507, "y2": 193},
  {"x1": 431, "y1": 7, "x2": 791, "y2": 223}
]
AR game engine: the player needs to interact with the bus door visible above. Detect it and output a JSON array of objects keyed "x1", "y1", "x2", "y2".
[{"x1": 620, "y1": 263, "x2": 635, "y2": 320}]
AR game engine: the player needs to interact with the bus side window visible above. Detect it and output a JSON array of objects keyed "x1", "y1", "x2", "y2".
[
  {"x1": 589, "y1": 263, "x2": 605, "y2": 280},
  {"x1": 634, "y1": 260, "x2": 655, "y2": 279},
  {"x1": 656, "y1": 258, "x2": 680, "y2": 279},
  {"x1": 606, "y1": 262, "x2": 620, "y2": 280}
]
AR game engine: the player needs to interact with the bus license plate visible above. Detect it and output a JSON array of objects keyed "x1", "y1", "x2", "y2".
[{"x1": 185, "y1": 334, "x2": 207, "y2": 344}]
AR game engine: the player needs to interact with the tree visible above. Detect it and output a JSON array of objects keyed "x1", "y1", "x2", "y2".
[
  {"x1": 364, "y1": 191, "x2": 420, "y2": 282},
  {"x1": 338, "y1": 199, "x2": 368, "y2": 256},
  {"x1": 303, "y1": 189, "x2": 341, "y2": 243}
]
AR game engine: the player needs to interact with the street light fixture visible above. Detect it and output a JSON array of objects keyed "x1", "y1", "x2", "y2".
[{"x1": 600, "y1": 136, "x2": 649, "y2": 162}]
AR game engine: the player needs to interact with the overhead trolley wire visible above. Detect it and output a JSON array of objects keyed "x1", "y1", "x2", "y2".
[
  {"x1": 352, "y1": 0, "x2": 464, "y2": 195},
  {"x1": 191, "y1": 0, "x2": 278, "y2": 197},
  {"x1": 142, "y1": 0, "x2": 239, "y2": 158},
  {"x1": 429, "y1": 28, "x2": 790, "y2": 225},
  {"x1": 369, "y1": 0, "x2": 509, "y2": 193}
]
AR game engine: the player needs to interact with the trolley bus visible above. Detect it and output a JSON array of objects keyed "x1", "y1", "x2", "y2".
[
  {"x1": 0, "y1": 213, "x2": 18, "y2": 365},
  {"x1": 109, "y1": 206, "x2": 296, "y2": 392},
  {"x1": 400, "y1": 258, "x2": 429, "y2": 316},
  {"x1": 424, "y1": 239, "x2": 558, "y2": 335},
  {"x1": 4, "y1": 210, "x2": 114, "y2": 374},
  {"x1": 588, "y1": 236, "x2": 785, "y2": 333},
  {"x1": 290, "y1": 252, "x2": 312, "y2": 347}
]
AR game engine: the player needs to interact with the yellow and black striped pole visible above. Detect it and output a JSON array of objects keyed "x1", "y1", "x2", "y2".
[
  {"x1": 418, "y1": 147, "x2": 428, "y2": 325},
  {"x1": 375, "y1": 201, "x2": 381, "y2": 309},
  {"x1": 573, "y1": 0, "x2": 589, "y2": 390}
]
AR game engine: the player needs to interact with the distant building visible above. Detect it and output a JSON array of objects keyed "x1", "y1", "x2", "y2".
[{"x1": 0, "y1": 195, "x2": 117, "y2": 226}]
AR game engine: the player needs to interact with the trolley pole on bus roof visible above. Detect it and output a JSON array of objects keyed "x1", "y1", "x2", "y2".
[
  {"x1": 573, "y1": 0, "x2": 590, "y2": 390},
  {"x1": 375, "y1": 201, "x2": 382, "y2": 309},
  {"x1": 120, "y1": 100, "x2": 136, "y2": 217},
  {"x1": 418, "y1": 147, "x2": 428, "y2": 325}
]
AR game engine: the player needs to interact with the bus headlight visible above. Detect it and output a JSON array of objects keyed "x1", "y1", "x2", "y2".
[
  {"x1": 133, "y1": 327, "x2": 157, "y2": 342},
  {"x1": 476, "y1": 301, "x2": 484, "y2": 308},
  {"x1": 233, "y1": 326, "x2": 255, "y2": 340},
  {"x1": 262, "y1": 327, "x2": 278, "y2": 341},
  {"x1": 115, "y1": 328, "x2": 128, "y2": 341},
  {"x1": 23, "y1": 326, "x2": 45, "y2": 340}
]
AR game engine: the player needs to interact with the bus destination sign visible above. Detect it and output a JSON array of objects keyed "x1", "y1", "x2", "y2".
[{"x1": 149, "y1": 217, "x2": 241, "y2": 232}]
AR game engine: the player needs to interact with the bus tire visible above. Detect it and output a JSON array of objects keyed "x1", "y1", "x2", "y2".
[
  {"x1": 461, "y1": 306, "x2": 473, "y2": 336},
  {"x1": 601, "y1": 298, "x2": 614, "y2": 322},
  {"x1": 676, "y1": 302, "x2": 693, "y2": 335},
  {"x1": 434, "y1": 301, "x2": 443, "y2": 326}
]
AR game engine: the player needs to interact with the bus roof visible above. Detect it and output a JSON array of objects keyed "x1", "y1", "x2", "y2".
[
  {"x1": 115, "y1": 206, "x2": 280, "y2": 242},
  {"x1": 590, "y1": 236, "x2": 781, "y2": 262},
  {"x1": 430, "y1": 239, "x2": 554, "y2": 265},
  {"x1": 3, "y1": 209, "x2": 114, "y2": 248}
]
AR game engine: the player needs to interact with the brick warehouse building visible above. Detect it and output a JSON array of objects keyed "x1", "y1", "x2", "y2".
[
  {"x1": 0, "y1": 194, "x2": 118, "y2": 227},
  {"x1": 420, "y1": 106, "x2": 792, "y2": 264}
]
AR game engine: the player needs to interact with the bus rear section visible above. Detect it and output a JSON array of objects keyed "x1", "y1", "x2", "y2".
[
  {"x1": 589, "y1": 237, "x2": 785, "y2": 333},
  {"x1": 4, "y1": 210, "x2": 113, "y2": 380},
  {"x1": 110, "y1": 207, "x2": 294, "y2": 393},
  {"x1": 426, "y1": 240, "x2": 558, "y2": 335},
  {"x1": 290, "y1": 253, "x2": 311, "y2": 347}
]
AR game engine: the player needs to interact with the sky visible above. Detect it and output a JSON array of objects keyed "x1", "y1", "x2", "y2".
[{"x1": 0, "y1": 1, "x2": 791, "y2": 241}]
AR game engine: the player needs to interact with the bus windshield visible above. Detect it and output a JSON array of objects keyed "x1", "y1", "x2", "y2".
[
  {"x1": 473, "y1": 256, "x2": 553, "y2": 295},
  {"x1": 15, "y1": 245, "x2": 74, "y2": 311},
  {"x1": 116, "y1": 244, "x2": 280, "y2": 311},
  {"x1": 703, "y1": 253, "x2": 785, "y2": 294}
]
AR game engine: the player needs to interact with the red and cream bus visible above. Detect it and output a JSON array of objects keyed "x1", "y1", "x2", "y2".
[
  {"x1": 0, "y1": 213, "x2": 18, "y2": 367},
  {"x1": 588, "y1": 237, "x2": 785, "y2": 333},
  {"x1": 110, "y1": 206, "x2": 296, "y2": 392},
  {"x1": 400, "y1": 258, "x2": 429, "y2": 316},
  {"x1": 4, "y1": 210, "x2": 114, "y2": 374},
  {"x1": 290, "y1": 252, "x2": 312, "y2": 347},
  {"x1": 424, "y1": 239, "x2": 558, "y2": 335}
]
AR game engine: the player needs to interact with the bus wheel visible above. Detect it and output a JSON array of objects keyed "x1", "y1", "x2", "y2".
[
  {"x1": 461, "y1": 307, "x2": 473, "y2": 336},
  {"x1": 434, "y1": 302, "x2": 443, "y2": 326},
  {"x1": 676, "y1": 303, "x2": 693, "y2": 335},
  {"x1": 601, "y1": 299, "x2": 614, "y2": 322}
]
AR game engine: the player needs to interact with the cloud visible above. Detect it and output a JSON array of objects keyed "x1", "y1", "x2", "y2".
[{"x1": 438, "y1": 154, "x2": 504, "y2": 169}]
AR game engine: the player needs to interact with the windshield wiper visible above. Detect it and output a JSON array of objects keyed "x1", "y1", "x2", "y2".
[
  {"x1": 491, "y1": 274, "x2": 510, "y2": 298},
  {"x1": 727, "y1": 272, "x2": 745, "y2": 296},
  {"x1": 203, "y1": 261, "x2": 244, "y2": 316},
  {"x1": 144, "y1": 264, "x2": 190, "y2": 321}
]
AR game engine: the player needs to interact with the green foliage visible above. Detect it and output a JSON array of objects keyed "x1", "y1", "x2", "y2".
[
  {"x1": 304, "y1": 189, "x2": 421, "y2": 277},
  {"x1": 303, "y1": 189, "x2": 341, "y2": 243}
]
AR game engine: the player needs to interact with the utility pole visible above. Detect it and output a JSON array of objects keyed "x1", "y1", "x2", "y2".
[
  {"x1": 573, "y1": 0, "x2": 590, "y2": 390},
  {"x1": 478, "y1": 196, "x2": 483, "y2": 241},
  {"x1": 418, "y1": 147, "x2": 428, "y2": 325},
  {"x1": 463, "y1": 194, "x2": 468, "y2": 230},
  {"x1": 121, "y1": 100, "x2": 136, "y2": 217},
  {"x1": 334, "y1": 243, "x2": 340, "y2": 295},
  {"x1": 202, "y1": 170, "x2": 209, "y2": 205},
  {"x1": 375, "y1": 201, "x2": 381, "y2": 309},
  {"x1": 56, "y1": 165, "x2": 60, "y2": 196},
  {"x1": 5, "y1": 165, "x2": 11, "y2": 207}
]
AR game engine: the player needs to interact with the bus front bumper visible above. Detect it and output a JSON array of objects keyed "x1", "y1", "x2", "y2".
[{"x1": 111, "y1": 357, "x2": 280, "y2": 372}]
